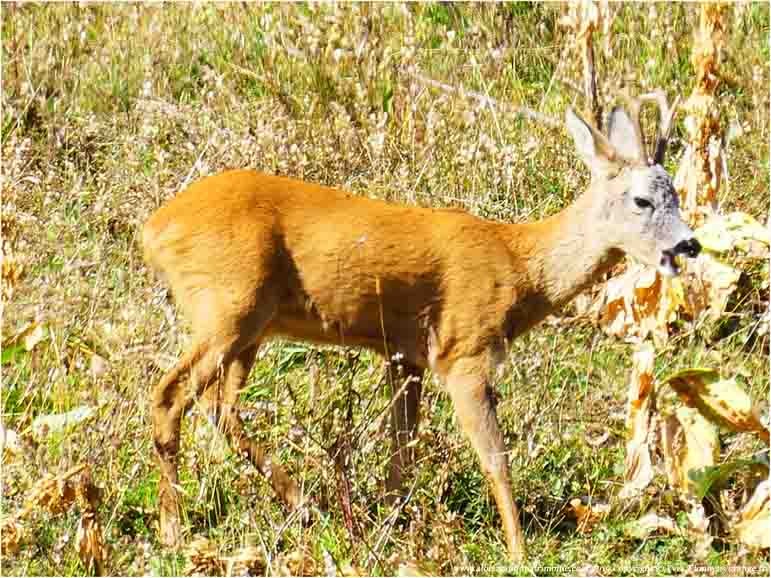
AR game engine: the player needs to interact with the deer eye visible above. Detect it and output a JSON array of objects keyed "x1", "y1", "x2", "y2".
[{"x1": 634, "y1": 197, "x2": 654, "y2": 210}]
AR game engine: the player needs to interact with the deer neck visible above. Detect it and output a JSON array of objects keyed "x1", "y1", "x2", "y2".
[{"x1": 511, "y1": 188, "x2": 623, "y2": 310}]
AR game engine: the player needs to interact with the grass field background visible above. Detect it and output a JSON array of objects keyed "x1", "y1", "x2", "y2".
[{"x1": 2, "y1": 3, "x2": 769, "y2": 576}]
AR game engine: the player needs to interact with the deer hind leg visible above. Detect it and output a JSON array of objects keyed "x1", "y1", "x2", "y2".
[
  {"x1": 385, "y1": 362, "x2": 424, "y2": 503},
  {"x1": 151, "y1": 287, "x2": 278, "y2": 547},
  {"x1": 151, "y1": 336, "x2": 241, "y2": 547},
  {"x1": 205, "y1": 343, "x2": 301, "y2": 509},
  {"x1": 443, "y1": 358, "x2": 526, "y2": 562}
]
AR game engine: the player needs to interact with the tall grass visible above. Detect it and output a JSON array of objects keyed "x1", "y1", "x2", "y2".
[{"x1": 2, "y1": 3, "x2": 768, "y2": 575}]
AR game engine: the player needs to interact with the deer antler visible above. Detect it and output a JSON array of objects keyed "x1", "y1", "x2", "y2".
[
  {"x1": 639, "y1": 90, "x2": 681, "y2": 165},
  {"x1": 612, "y1": 89, "x2": 648, "y2": 164}
]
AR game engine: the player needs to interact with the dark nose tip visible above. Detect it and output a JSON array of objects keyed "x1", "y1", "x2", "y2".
[{"x1": 674, "y1": 238, "x2": 701, "y2": 258}]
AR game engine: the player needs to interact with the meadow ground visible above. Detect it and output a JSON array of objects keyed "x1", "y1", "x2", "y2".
[{"x1": 1, "y1": 3, "x2": 769, "y2": 576}]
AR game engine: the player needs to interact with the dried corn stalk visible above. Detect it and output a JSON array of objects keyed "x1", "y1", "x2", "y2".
[
  {"x1": 590, "y1": 4, "x2": 744, "y2": 340},
  {"x1": 558, "y1": 0, "x2": 608, "y2": 126},
  {"x1": 620, "y1": 343, "x2": 657, "y2": 498},
  {"x1": 674, "y1": 3, "x2": 730, "y2": 227}
]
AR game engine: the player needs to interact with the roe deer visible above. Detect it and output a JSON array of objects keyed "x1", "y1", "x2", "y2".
[{"x1": 142, "y1": 93, "x2": 700, "y2": 560}]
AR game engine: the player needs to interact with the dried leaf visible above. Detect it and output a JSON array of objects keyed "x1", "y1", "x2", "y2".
[
  {"x1": 273, "y1": 547, "x2": 318, "y2": 577},
  {"x1": 77, "y1": 512, "x2": 106, "y2": 576},
  {"x1": 682, "y1": 253, "x2": 742, "y2": 321},
  {"x1": 89, "y1": 354, "x2": 109, "y2": 379},
  {"x1": 25, "y1": 466, "x2": 84, "y2": 515},
  {"x1": 597, "y1": 265, "x2": 686, "y2": 345},
  {"x1": 75, "y1": 467, "x2": 106, "y2": 575},
  {"x1": 23, "y1": 324, "x2": 47, "y2": 351},
  {"x1": 660, "y1": 406, "x2": 720, "y2": 497},
  {"x1": 568, "y1": 498, "x2": 610, "y2": 533},
  {"x1": 664, "y1": 368, "x2": 769, "y2": 442},
  {"x1": 6, "y1": 322, "x2": 47, "y2": 352},
  {"x1": 184, "y1": 537, "x2": 225, "y2": 576},
  {"x1": 223, "y1": 546, "x2": 265, "y2": 577},
  {"x1": 0, "y1": 423, "x2": 22, "y2": 463},
  {"x1": 0, "y1": 517, "x2": 25, "y2": 555},
  {"x1": 625, "y1": 511, "x2": 679, "y2": 539},
  {"x1": 734, "y1": 480, "x2": 770, "y2": 550},
  {"x1": 31, "y1": 406, "x2": 96, "y2": 440},
  {"x1": 695, "y1": 212, "x2": 770, "y2": 257},
  {"x1": 620, "y1": 343, "x2": 656, "y2": 498}
]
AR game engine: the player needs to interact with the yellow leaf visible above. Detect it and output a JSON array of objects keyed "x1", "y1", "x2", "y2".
[
  {"x1": 681, "y1": 407, "x2": 720, "y2": 491},
  {"x1": 660, "y1": 407, "x2": 719, "y2": 497},
  {"x1": 695, "y1": 212, "x2": 770, "y2": 257},
  {"x1": 664, "y1": 369, "x2": 769, "y2": 443}
]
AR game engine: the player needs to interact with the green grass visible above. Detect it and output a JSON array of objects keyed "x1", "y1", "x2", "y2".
[{"x1": 2, "y1": 3, "x2": 769, "y2": 576}]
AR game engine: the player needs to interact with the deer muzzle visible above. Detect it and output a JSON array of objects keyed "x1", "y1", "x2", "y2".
[{"x1": 659, "y1": 237, "x2": 701, "y2": 276}]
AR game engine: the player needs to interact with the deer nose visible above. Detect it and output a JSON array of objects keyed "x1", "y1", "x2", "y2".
[{"x1": 673, "y1": 238, "x2": 701, "y2": 258}]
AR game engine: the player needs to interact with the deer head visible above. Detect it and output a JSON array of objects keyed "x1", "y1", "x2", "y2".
[{"x1": 565, "y1": 91, "x2": 700, "y2": 276}]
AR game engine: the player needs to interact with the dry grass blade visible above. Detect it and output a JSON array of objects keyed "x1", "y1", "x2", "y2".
[
  {"x1": 664, "y1": 369, "x2": 770, "y2": 443},
  {"x1": 411, "y1": 72, "x2": 561, "y2": 129}
]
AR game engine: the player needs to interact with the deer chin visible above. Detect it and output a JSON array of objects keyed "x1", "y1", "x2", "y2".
[{"x1": 658, "y1": 250, "x2": 681, "y2": 277}]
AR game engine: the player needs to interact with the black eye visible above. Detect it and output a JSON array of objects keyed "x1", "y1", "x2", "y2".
[{"x1": 634, "y1": 197, "x2": 654, "y2": 210}]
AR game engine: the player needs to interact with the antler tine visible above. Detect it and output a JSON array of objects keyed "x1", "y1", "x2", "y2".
[
  {"x1": 615, "y1": 90, "x2": 648, "y2": 164},
  {"x1": 639, "y1": 90, "x2": 681, "y2": 165}
]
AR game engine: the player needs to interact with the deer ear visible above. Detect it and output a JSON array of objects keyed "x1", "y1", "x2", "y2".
[
  {"x1": 607, "y1": 106, "x2": 643, "y2": 161},
  {"x1": 566, "y1": 108, "x2": 615, "y2": 175}
]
